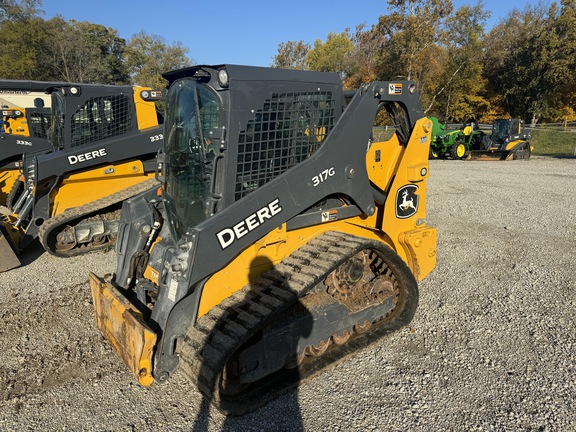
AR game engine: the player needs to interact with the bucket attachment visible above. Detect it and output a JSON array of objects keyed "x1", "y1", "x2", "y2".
[
  {"x1": 0, "y1": 222, "x2": 21, "y2": 272},
  {"x1": 89, "y1": 272, "x2": 157, "y2": 386},
  {"x1": 466, "y1": 150, "x2": 513, "y2": 161}
]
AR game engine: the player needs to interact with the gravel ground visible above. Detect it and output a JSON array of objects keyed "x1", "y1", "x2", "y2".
[{"x1": 0, "y1": 156, "x2": 575, "y2": 431}]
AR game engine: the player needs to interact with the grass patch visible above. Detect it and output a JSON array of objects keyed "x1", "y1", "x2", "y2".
[{"x1": 530, "y1": 129, "x2": 576, "y2": 157}]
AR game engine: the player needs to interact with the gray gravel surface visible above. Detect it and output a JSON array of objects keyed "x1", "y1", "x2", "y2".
[{"x1": 0, "y1": 156, "x2": 575, "y2": 431}]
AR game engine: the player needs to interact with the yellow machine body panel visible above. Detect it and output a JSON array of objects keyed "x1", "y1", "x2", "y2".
[
  {"x1": 133, "y1": 88, "x2": 162, "y2": 131},
  {"x1": 2, "y1": 108, "x2": 29, "y2": 135},
  {"x1": 90, "y1": 273, "x2": 156, "y2": 386},
  {"x1": 366, "y1": 133, "x2": 404, "y2": 194},
  {"x1": 505, "y1": 139, "x2": 525, "y2": 151},
  {"x1": 49, "y1": 160, "x2": 155, "y2": 217}
]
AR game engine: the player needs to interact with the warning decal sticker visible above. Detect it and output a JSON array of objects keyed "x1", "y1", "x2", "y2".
[{"x1": 388, "y1": 83, "x2": 403, "y2": 95}]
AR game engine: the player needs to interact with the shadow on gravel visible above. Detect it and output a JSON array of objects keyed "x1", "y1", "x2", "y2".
[
  {"x1": 192, "y1": 256, "x2": 311, "y2": 432},
  {"x1": 16, "y1": 239, "x2": 46, "y2": 266}
]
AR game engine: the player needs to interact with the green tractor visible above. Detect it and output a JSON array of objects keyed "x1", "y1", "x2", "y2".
[{"x1": 428, "y1": 117, "x2": 486, "y2": 160}]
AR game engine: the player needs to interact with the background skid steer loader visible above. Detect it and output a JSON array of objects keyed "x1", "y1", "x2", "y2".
[
  {"x1": 0, "y1": 83, "x2": 164, "y2": 272},
  {"x1": 90, "y1": 64, "x2": 437, "y2": 414},
  {"x1": 1, "y1": 105, "x2": 51, "y2": 202},
  {"x1": 0, "y1": 79, "x2": 70, "y2": 205},
  {"x1": 1, "y1": 104, "x2": 50, "y2": 136},
  {"x1": 467, "y1": 118, "x2": 532, "y2": 160}
]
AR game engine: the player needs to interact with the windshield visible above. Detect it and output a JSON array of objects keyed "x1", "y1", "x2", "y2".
[
  {"x1": 163, "y1": 78, "x2": 221, "y2": 239},
  {"x1": 50, "y1": 93, "x2": 64, "y2": 150},
  {"x1": 491, "y1": 120, "x2": 509, "y2": 145}
]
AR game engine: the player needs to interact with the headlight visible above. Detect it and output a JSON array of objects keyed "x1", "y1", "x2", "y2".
[{"x1": 217, "y1": 69, "x2": 229, "y2": 87}]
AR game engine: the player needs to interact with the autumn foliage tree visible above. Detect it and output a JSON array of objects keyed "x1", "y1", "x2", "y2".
[
  {"x1": 124, "y1": 31, "x2": 192, "y2": 89},
  {"x1": 305, "y1": 32, "x2": 354, "y2": 76},
  {"x1": 432, "y1": 1, "x2": 490, "y2": 120},
  {"x1": 273, "y1": 0, "x2": 576, "y2": 123},
  {"x1": 272, "y1": 40, "x2": 310, "y2": 70},
  {"x1": 484, "y1": 0, "x2": 576, "y2": 124}
]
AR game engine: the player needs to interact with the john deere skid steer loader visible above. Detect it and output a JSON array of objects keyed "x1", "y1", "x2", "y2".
[
  {"x1": 89, "y1": 65, "x2": 437, "y2": 414},
  {"x1": 1, "y1": 104, "x2": 51, "y2": 204},
  {"x1": 1, "y1": 104, "x2": 50, "y2": 136},
  {"x1": 0, "y1": 83, "x2": 164, "y2": 272},
  {"x1": 0, "y1": 79, "x2": 68, "y2": 205},
  {"x1": 467, "y1": 118, "x2": 532, "y2": 160}
]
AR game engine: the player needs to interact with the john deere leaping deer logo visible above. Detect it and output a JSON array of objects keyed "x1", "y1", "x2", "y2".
[{"x1": 396, "y1": 184, "x2": 419, "y2": 219}]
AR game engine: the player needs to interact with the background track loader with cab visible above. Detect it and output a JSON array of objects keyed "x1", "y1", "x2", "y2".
[
  {"x1": 0, "y1": 83, "x2": 164, "y2": 272},
  {"x1": 90, "y1": 65, "x2": 437, "y2": 414},
  {"x1": 1, "y1": 104, "x2": 51, "y2": 203},
  {"x1": 0, "y1": 80, "x2": 71, "y2": 205},
  {"x1": 467, "y1": 118, "x2": 532, "y2": 160}
]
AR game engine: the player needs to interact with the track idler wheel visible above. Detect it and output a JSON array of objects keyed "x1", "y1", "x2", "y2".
[
  {"x1": 325, "y1": 250, "x2": 399, "y2": 313},
  {"x1": 293, "y1": 245, "x2": 417, "y2": 370},
  {"x1": 55, "y1": 226, "x2": 77, "y2": 251}
]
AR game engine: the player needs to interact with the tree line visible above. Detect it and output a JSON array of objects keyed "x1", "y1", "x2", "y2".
[
  {"x1": 2, "y1": 0, "x2": 574, "y2": 125},
  {"x1": 0, "y1": 0, "x2": 192, "y2": 89},
  {"x1": 272, "y1": 0, "x2": 576, "y2": 125}
]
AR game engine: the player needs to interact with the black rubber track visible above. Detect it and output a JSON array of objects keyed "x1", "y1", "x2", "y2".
[
  {"x1": 38, "y1": 177, "x2": 159, "y2": 257},
  {"x1": 176, "y1": 231, "x2": 419, "y2": 415}
]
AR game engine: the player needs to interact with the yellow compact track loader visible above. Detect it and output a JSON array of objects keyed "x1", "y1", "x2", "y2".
[
  {"x1": 0, "y1": 83, "x2": 164, "y2": 272},
  {"x1": 467, "y1": 118, "x2": 532, "y2": 160},
  {"x1": 1, "y1": 79, "x2": 66, "y2": 205},
  {"x1": 89, "y1": 65, "x2": 437, "y2": 414},
  {"x1": 1, "y1": 105, "x2": 51, "y2": 203},
  {"x1": 2, "y1": 105, "x2": 49, "y2": 136}
]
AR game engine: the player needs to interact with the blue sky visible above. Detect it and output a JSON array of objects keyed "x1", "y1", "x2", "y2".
[{"x1": 41, "y1": 0, "x2": 541, "y2": 67}]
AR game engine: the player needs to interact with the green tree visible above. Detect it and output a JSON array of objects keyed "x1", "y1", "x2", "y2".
[
  {"x1": 342, "y1": 24, "x2": 385, "y2": 89},
  {"x1": 431, "y1": 1, "x2": 490, "y2": 120},
  {"x1": 124, "y1": 31, "x2": 192, "y2": 89},
  {"x1": 375, "y1": 0, "x2": 453, "y2": 109},
  {"x1": 0, "y1": 0, "x2": 48, "y2": 79},
  {"x1": 546, "y1": 0, "x2": 576, "y2": 122},
  {"x1": 484, "y1": 0, "x2": 576, "y2": 124},
  {"x1": 271, "y1": 40, "x2": 310, "y2": 69},
  {"x1": 0, "y1": 0, "x2": 42, "y2": 22},
  {"x1": 41, "y1": 17, "x2": 129, "y2": 83},
  {"x1": 0, "y1": 16, "x2": 48, "y2": 79},
  {"x1": 306, "y1": 31, "x2": 354, "y2": 76}
]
